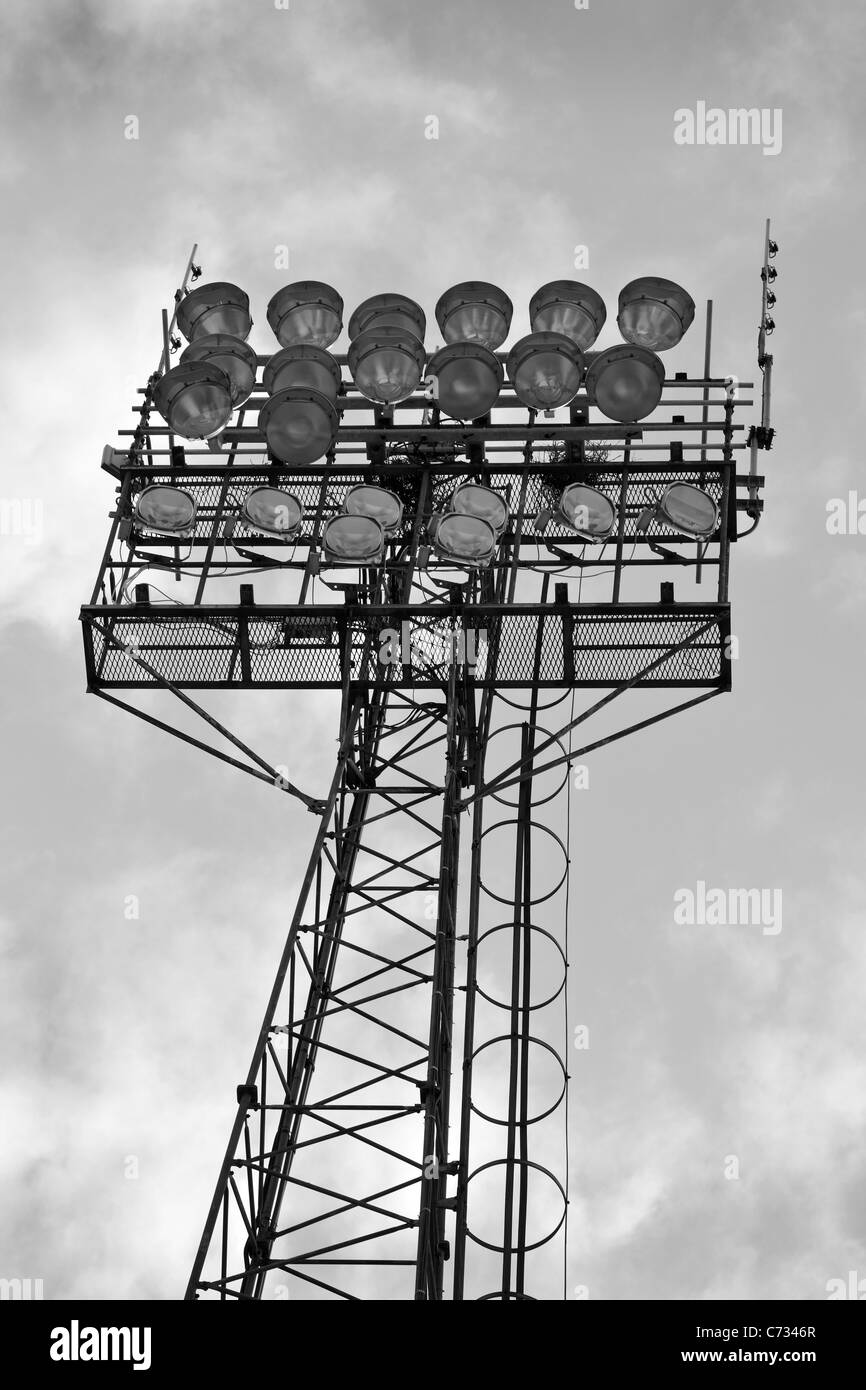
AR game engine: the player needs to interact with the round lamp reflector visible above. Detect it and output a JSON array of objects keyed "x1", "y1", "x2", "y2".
[
  {"x1": 426, "y1": 342, "x2": 503, "y2": 420},
  {"x1": 506, "y1": 332, "x2": 584, "y2": 410},
  {"x1": 344, "y1": 485, "x2": 403, "y2": 534},
  {"x1": 432, "y1": 512, "x2": 497, "y2": 566},
  {"x1": 263, "y1": 345, "x2": 342, "y2": 401},
  {"x1": 322, "y1": 514, "x2": 385, "y2": 563},
  {"x1": 134, "y1": 485, "x2": 196, "y2": 535},
  {"x1": 348, "y1": 293, "x2": 426, "y2": 342},
  {"x1": 617, "y1": 277, "x2": 695, "y2": 351},
  {"x1": 435, "y1": 282, "x2": 513, "y2": 350},
  {"x1": 176, "y1": 282, "x2": 252, "y2": 343},
  {"x1": 450, "y1": 484, "x2": 508, "y2": 536},
  {"x1": 181, "y1": 334, "x2": 258, "y2": 407},
  {"x1": 153, "y1": 361, "x2": 234, "y2": 439},
  {"x1": 529, "y1": 281, "x2": 606, "y2": 351},
  {"x1": 347, "y1": 326, "x2": 426, "y2": 404},
  {"x1": 241, "y1": 488, "x2": 303, "y2": 539},
  {"x1": 267, "y1": 281, "x2": 343, "y2": 349},
  {"x1": 657, "y1": 483, "x2": 718, "y2": 538},
  {"x1": 584, "y1": 344, "x2": 665, "y2": 422},
  {"x1": 258, "y1": 388, "x2": 339, "y2": 465},
  {"x1": 559, "y1": 483, "x2": 616, "y2": 540}
]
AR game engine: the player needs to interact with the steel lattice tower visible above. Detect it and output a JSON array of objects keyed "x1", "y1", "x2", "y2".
[{"x1": 81, "y1": 232, "x2": 774, "y2": 1299}]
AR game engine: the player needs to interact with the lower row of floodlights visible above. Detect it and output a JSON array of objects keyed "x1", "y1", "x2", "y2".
[
  {"x1": 133, "y1": 474, "x2": 719, "y2": 564},
  {"x1": 150, "y1": 277, "x2": 696, "y2": 459}
]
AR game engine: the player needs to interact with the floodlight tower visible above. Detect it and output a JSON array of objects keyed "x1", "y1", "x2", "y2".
[{"x1": 81, "y1": 229, "x2": 774, "y2": 1300}]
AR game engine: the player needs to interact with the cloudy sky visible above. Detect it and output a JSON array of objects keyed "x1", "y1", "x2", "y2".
[{"x1": 1, "y1": 0, "x2": 865, "y2": 1301}]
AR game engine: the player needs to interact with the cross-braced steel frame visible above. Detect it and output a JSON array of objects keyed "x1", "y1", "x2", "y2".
[{"x1": 80, "y1": 236, "x2": 772, "y2": 1299}]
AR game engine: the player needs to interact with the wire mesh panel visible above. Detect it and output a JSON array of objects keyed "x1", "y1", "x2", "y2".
[{"x1": 82, "y1": 605, "x2": 728, "y2": 690}]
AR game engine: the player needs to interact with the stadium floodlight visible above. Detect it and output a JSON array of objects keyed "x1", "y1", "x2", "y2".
[
  {"x1": 258, "y1": 388, "x2": 339, "y2": 464},
  {"x1": 430, "y1": 512, "x2": 497, "y2": 566},
  {"x1": 343, "y1": 485, "x2": 403, "y2": 534},
  {"x1": 176, "y1": 282, "x2": 252, "y2": 343},
  {"x1": 153, "y1": 361, "x2": 234, "y2": 439},
  {"x1": 426, "y1": 342, "x2": 504, "y2": 420},
  {"x1": 348, "y1": 294, "x2": 426, "y2": 342},
  {"x1": 559, "y1": 483, "x2": 616, "y2": 541},
  {"x1": 181, "y1": 334, "x2": 258, "y2": 407},
  {"x1": 267, "y1": 281, "x2": 343, "y2": 349},
  {"x1": 506, "y1": 332, "x2": 584, "y2": 410},
  {"x1": 322, "y1": 514, "x2": 385, "y2": 564},
  {"x1": 435, "y1": 282, "x2": 513, "y2": 350},
  {"x1": 134, "y1": 484, "x2": 196, "y2": 537},
  {"x1": 617, "y1": 277, "x2": 695, "y2": 351},
  {"x1": 649, "y1": 482, "x2": 719, "y2": 539},
  {"x1": 585, "y1": 344, "x2": 665, "y2": 422},
  {"x1": 240, "y1": 487, "x2": 303, "y2": 540},
  {"x1": 449, "y1": 483, "x2": 508, "y2": 536},
  {"x1": 529, "y1": 280, "x2": 607, "y2": 351},
  {"x1": 263, "y1": 345, "x2": 342, "y2": 401},
  {"x1": 347, "y1": 325, "x2": 426, "y2": 404}
]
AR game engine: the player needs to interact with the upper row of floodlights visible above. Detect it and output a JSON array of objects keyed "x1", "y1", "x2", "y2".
[{"x1": 152, "y1": 278, "x2": 696, "y2": 464}]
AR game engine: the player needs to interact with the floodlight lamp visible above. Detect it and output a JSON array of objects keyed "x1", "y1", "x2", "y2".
[
  {"x1": 176, "y1": 282, "x2": 252, "y2": 343},
  {"x1": 617, "y1": 277, "x2": 695, "y2": 351},
  {"x1": 321, "y1": 514, "x2": 385, "y2": 564},
  {"x1": 430, "y1": 512, "x2": 497, "y2": 567},
  {"x1": 506, "y1": 332, "x2": 584, "y2": 410},
  {"x1": 258, "y1": 388, "x2": 339, "y2": 464},
  {"x1": 267, "y1": 281, "x2": 343, "y2": 349},
  {"x1": 348, "y1": 294, "x2": 426, "y2": 342},
  {"x1": 153, "y1": 361, "x2": 234, "y2": 439},
  {"x1": 347, "y1": 326, "x2": 426, "y2": 404},
  {"x1": 529, "y1": 281, "x2": 606, "y2": 351},
  {"x1": 449, "y1": 484, "x2": 508, "y2": 536},
  {"x1": 343, "y1": 485, "x2": 403, "y2": 534},
  {"x1": 584, "y1": 344, "x2": 665, "y2": 422},
  {"x1": 263, "y1": 345, "x2": 342, "y2": 401},
  {"x1": 559, "y1": 483, "x2": 616, "y2": 541},
  {"x1": 240, "y1": 488, "x2": 303, "y2": 539},
  {"x1": 425, "y1": 343, "x2": 503, "y2": 420},
  {"x1": 180, "y1": 334, "x2": 258, "y2": 407},
  {"x1": 655, "y1": 483, "x2": 719, "y2": 539},
  {"x1": 134, "y1": 485, "x2": 196, "y2": 537},
  {"x1": 435, "y1": 282, "x2": 513, "y2": 350}
]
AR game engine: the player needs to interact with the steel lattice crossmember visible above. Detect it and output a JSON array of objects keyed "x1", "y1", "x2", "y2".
[{"x1": 81, "y1": 602, "x2": 730, "y2": 690}]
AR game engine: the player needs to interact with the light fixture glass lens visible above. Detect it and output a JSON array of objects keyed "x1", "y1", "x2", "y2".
[
  {"x1": 267, "y1": 282, "x2": 343, "y2": 349},
  {"x1": 181, "y1": 334, "x2": 257, "y2": 407},
  {"x1": 427, "y1": 343, "x2": 503, "y2": 420},
  {"x1": 658, "y1": 483, "x2": 718, "y2": 537},
  {"x1": 617, "y1": 277, "x2": 695, "y2": 351},
  {"x1": 177, "y1": 282, "x2": 252, "y2": 342},
  {"x1": 435, "y1": 282, "x2": 513, "y2": 350},
  {"x1": 135, "y1": 485, "x2": 196, "y2": 534},
  {"x1": 347, "y1": 326, "x2": 426, "y2": 404},
  {"x1": 585, "y1": 345, "x2": 665, "y2": 422},
  {"x1": 263, "y1": 345, "x2": 342, "y2": 401},
  {"x1": 559, "y1": 484, "x2": 616, "y2": 539},
  {"x1": 529, "y1": 281, "x2": 607, "y2": 351},
  {"x1": 344, "y1": 485, "x2": 403, "y2": 533},
  {"x1": 507, "y1": 332, "x2": 584, "y2": 410},
  {"x1": 154, "y1": 362, "x2": 234, "y2": 439},
  {"x1": 259, "y1": 388, "x2": 338, "y2": 464},
  {"x1": 241, "y1": 488, "x2": 302, "y2": 537},
  {"x1": 450, "y1": 484, "x2": 508, "y2": 535},
  {"x1": 433, "y1": 512, "x2": 497, "y2": 565},
  {"x1": 322, "y1": 514, "x2": 385, "y2": 562}
]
